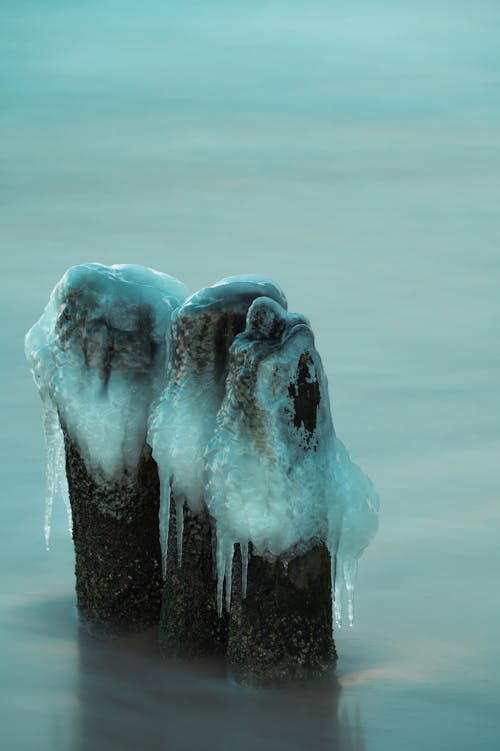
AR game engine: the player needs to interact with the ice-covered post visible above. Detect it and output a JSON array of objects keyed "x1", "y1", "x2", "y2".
[
  {"x1": 205, "y1": 297, "x2": 379, "y2": 686},
  {"x1": 148, "y1": 276, "x2": 288, "y2": 659},
  {"x1": 25, "y1": 264, "x2": 188, "y2": 636}
]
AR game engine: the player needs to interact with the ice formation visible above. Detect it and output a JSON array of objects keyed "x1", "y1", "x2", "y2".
[
  {"x1": 204, "y1": 296, "x2": 379, "y2": 626},
  {"x1": 328, "y1": 439, "x2": 379, "y2": 627},
  {"x1": 26, "y1": 263, "x2": 378, "y2": 628},
  {"x1": 147, "y1": 275, "x2": 287, "y2": 573},
  {"x1": 25, "y1": 263, "x2": 188, "y2": 546}
]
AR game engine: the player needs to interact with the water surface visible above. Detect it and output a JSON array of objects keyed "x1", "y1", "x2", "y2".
[{"x1": 1, "y1": 2, "x2": 499, "y2": 749}]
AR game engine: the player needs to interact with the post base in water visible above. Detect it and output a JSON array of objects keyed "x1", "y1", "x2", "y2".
[
  {"x1": 159, "y1": 502, "x2": 228, "y2": 660},
  {"x1": 227, "y1": 544, "x2": 337, "y2": 688},
  {"x1": 64, "y1": 430, "x2": 163, "y2": 637}
]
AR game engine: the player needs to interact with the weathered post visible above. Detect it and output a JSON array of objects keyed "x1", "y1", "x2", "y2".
[
  {"x1": 205, "y1": 296, "x2": 339, "y2": 685},
  {"x1": 227, "y1": 543, "x2": 335, "y2": 687},
  {"x1": 149, "y1": 276, "x2": 288, "y2": 659},
  {"x1": 25, "y1": 263, "x2": 188, "y2": 636},
  {"x1": 204, "y1": 296, "x2": 379, "y2": 685}
]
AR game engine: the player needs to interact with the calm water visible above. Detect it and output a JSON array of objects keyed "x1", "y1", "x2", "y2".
[{"x1": 1, "y1": 1, "x2": 499, "y2": 749}]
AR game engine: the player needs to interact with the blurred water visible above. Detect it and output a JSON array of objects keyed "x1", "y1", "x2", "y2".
[{"x1": 1, "y1": 1, "x2": 499, "y2": 749}]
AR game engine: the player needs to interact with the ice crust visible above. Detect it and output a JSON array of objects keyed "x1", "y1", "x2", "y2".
[
  {"x1": 25, "y1": 263, "x2": 188, "y2": 544},
  {"x1": 147, "y1": 275, "x2": 288, "y2": 573},
  {"x1": 204, "y1": 297, "x2": 379, "y2": 626}
]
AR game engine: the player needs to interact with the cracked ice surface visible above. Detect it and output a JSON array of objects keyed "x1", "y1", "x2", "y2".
[
  {"x1": 25, "y1": 263, "x2": 188, "y2": 543},
  {"x1": 147, "y1": 275, "x2": 287, "y2": 573},
  {"x1": 204, "y1": 297, "x2": 379, "y2": 625}
]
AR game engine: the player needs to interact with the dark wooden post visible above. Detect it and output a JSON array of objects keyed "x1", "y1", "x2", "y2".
[
  {"x1": 155, "y1": 276, "x2": 288, "y2": 660},
  {"x1": 159, "y1": 503, "x2": 228, "y2": 660},
  {"x1": 227, "y1": 544, "x2": 336, "y2": 687},
  {"x1": 206, "y1": 296, "x2": 337, "y2": 685},
  {"x1": 64, "y1": 431, "x2": 163, "y2": 636}
]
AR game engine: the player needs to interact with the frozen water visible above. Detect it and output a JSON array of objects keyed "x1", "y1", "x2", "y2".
[
  {"x1": 328, "y1": 438, "x2": 379, "y2": 628},
  {"x1": 25, "y1": 263, "x2": 188, "y2": 541},
  {"x1": 205, "y1": 297, "x2": 379, "y2": 622},
  {"x1": 148, "y1": 275, "x2": 287, "y2": 572},
  {"x1": 42, "y1": 400, "x2": 70, "y2": 549}
]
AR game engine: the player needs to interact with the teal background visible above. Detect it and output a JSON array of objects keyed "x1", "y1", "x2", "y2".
[{"x1": 1, "y1": 2, "x2": 499, "y2": 748}]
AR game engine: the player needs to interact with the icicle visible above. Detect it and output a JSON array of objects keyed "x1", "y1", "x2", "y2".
[
  {"x1": 241, "y1": 541, "x2": 249, "y2": 599},
  {"x1": 62, "y1": 493, "x2": 72, "y2": 537},
  {"x1": 225, "y1": 539, "x2": 235, "y2": 612},
  {"x1": 215, "y1": 533, "x2": 236, "y2": 615},
  {"x1": 330, "y1": 550, "x2": 337, "y2": 637},
  {"x1": 334, "y1": 554, "x2": 343, "y2": 628},
  {"x1": 344, "y1": 558, "x2": 358, "y2": 628},
  {"x1": 216, "y1": 533, "x2": 226, "y2": 617},
  {"x1": 158, "y1": 477, "x2": 171, "y2": 579},
  {"x1": 44, "y1": 482, "x2": 53, "y2": 551},
  {"x1": 54, "y1": 425, "x2": 72, "y2": 537},
  {"x1": 328, "y1": 536, "x2": 343, "y2": 629},
  {"x1": 330, "y1": 554, "x2": 358, "y2": 629},
  {"x1": 42, "y1": 401, "x2": 63, "y2": 550},
  {"x1": 175, "y1": 495, "x2": 184, "y2": 566}
]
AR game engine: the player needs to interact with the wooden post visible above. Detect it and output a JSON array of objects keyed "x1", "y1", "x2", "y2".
[
  {"x1": 206, "y1": 296, "x2": 337, "y2": 685},
  {"x1": 64, "y1": 431, "x2": 163, "y2": 636},
  {"x1": 227, "y1": 543, "x2": 336, "y2": 687},
  {"x1": 25, "y1": 263, "x2": 188, "y2": 637},
  {"x1": 156, "y1": 277, "x2": 287, "y2": 660}
]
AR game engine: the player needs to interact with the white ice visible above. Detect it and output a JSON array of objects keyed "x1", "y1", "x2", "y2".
[
  {"x1": 148, "y1": 275, "x2": 287, "y2": 575},
  {"x1": 42, "y1": 400, "x2": 70, "y2": 549},
  {"x1": 327, "y1": 437, "x2": 379, "y2": 628},
  {"x1": 204, "y1": 296, "x2": 379, "y2": 624},
  {"x1": 26, "y1": 264, "x2": 378, "y2": 626},
  {"x1": 25, "y1": 263, "x2": 188, "y2": 544}
]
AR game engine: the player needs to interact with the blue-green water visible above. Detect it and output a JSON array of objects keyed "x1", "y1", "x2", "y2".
[{"x1": 1, "y1": 2, "x2": 499, "y2": 749}]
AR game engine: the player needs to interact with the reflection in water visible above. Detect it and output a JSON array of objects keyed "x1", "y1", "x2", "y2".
[{"x1": 74, "y1": 629, "x2": 365, "y2": 751}]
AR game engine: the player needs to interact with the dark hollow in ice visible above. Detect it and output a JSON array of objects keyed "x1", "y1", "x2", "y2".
[{"x1": 57, "y1": 289, "x2": 160, "y2": 389}]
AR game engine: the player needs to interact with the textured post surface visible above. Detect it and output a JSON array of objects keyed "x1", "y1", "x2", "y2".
[
  {"x1": 64, "y1": 430, "x2": 163, "y2": 636},
  {"x1": 159, "y1": 503, "x2": 228, "y2": 660},
  {"x1": 152, "y1": 277, "x2": 288, "y2": 662},
  {"x1": 227, "y1": 544, "x2": 336, "y2": 687}
]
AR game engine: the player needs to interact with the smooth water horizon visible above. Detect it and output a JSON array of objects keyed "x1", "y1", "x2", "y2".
[{"x1": 1, "y1": 1, "x2": 499, "y2": 749}]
